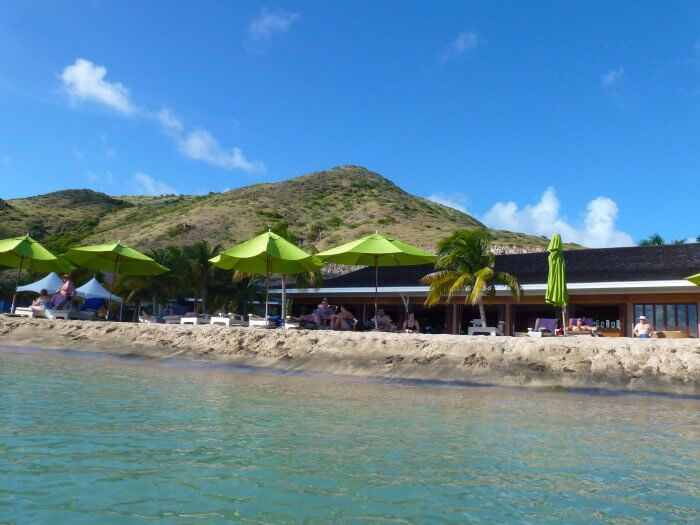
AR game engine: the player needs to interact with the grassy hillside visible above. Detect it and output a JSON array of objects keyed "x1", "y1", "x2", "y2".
[{"x1": 1, "y1": 166, "x2": 572, "y2": 254}]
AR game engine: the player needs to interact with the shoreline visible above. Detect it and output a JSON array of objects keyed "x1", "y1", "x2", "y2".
[{"x1": 1, "y1": 316, "x2": 699, "y2": 395}]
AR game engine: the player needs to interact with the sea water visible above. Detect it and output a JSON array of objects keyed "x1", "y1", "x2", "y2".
[{"x1": 0, "y1": 346, "x2": 698, "y2": 523}]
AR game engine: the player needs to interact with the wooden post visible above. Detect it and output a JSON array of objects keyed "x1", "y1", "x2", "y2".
[
  {"x1": 625, "y1": 302, "x2": 634, "y2": 337},
  {"x1": 504, "y1": 304, "x2": 512, "y2": 336}
]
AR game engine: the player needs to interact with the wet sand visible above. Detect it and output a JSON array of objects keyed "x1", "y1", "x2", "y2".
[{"x1": 1, "y1": 316, "x2": 698, "y2": 394}]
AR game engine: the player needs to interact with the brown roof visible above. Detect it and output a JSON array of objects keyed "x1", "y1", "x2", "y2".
[{"x1": 320, "y1": 243, "x2": 700, "y2": 288}]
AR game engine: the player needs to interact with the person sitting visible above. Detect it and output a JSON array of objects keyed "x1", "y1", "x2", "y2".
[
  {"x1": 569, "y1": 318, "x2": 593, "y2": 332},
  {"x1": 569, "y1": 317, "x2": 603, "y2": 337},
  {"x1": 402, "y1": 313, "x2": 420, "y2": 333},
  {"x1": 633, "y1": 315, "x2": 653, "y2": 338},
  {"x1": 97, "y1": 304, "x2": 109, "y2": 319},
  {"x1": 31, "y1": 289, "x2": 53, "y2": 312},
  {"x1": 299, "y1": 298, "x2": 335, "y2": 329},
  {"x1": 373, "y1": 309, "x2": 394, "y2": 331},
  {"x1": 52, "y1": 274, "x2": 76, "y2": 310},
  {"x1": 332, "y1": 306, "x2": 355, "y2": 331}
]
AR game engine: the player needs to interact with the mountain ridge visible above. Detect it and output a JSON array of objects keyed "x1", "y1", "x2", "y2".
[{"x1": 0, "y1": 166, "x2": 575, "y2": 254}]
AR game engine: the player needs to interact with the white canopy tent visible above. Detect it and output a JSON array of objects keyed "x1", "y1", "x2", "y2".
[
  {"x1": 76, "y1": 277, "x2": 125, "y2": 320},
  {"x1": 16, "y1": 272, "x2": 63, "y2": 294},
  {"x1": 75, "y1": 278, "x2": 123, "y2": 303}
]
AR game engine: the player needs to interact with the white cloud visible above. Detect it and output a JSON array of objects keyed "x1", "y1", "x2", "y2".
[
  {"x1": 600, "y1": 66, "x2": 625, "y2": 88},
  {"x1": 86, "y1": 170, "x2": 114, "y2": 183},
  {"x1": 482, "y1": 187, "x2": 633, "y2": 248},
  {"x1": 1, "y1": 155, "x2": 11, "y2": 164},
  {"x1": 156, "y1": 107, "x2": 264, "y2": 172},
  {"x1": 133, "y1": 172, "x2": 177, "y2": 196},
  {"x1": 157, "y1": 108, "x2": 184, "y2": 133},
  {"x1": 427, "y1": 193, "x2": 468, "y2": 213},
  {"x1": 72, "y1": 147, "x2": 85, "y2": 160},
  {"x1": 246, "y1": 8, "x2": 300, "y2": 52},
  {"x1": 60, "y1": 58, "x2": 135, "y2": 114},
  {"x1": 443, "y1": 31, "x2": 479, "y2": 61},
  {"x1": 59, "y1": 57, "x2": 265, "y2": 173},
  {"x1": 177, "y1": 129, "x2": 265, "y2": 172}
]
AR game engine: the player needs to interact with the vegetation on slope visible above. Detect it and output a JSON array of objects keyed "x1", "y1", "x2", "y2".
[{"x1": 1, "y1": 166, "x2": 575, "y2": 255}]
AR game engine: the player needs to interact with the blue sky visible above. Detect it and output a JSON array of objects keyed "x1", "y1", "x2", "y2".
[{"x1": 1, "y1": 1, "x2": 699, "y2": 247}]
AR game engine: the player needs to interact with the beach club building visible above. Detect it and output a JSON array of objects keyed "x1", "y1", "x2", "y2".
[{"x1": 283, "y1": 244, "x2": 700, "y2": 337}]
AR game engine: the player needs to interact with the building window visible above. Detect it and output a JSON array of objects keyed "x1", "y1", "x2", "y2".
[{"x1": 634, "y1": 304, "x2": 698, "y2": 337}]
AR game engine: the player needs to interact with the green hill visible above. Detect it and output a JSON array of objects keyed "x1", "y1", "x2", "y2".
[{"x1": 0, "y1": 166, "x2": 569, "y2": 254}]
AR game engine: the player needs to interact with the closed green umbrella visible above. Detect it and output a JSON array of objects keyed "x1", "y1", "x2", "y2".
[
  {"x1": 316, "y1": 233, "x2": 437, "y2": 328},
  {"x1": 0, "y1": 234, "x2": 72, "y2": 313},
  {"x1": 64, "y1": 242, "x2": 169, "y2": 319},
  {"x1": 687, "y1": 273, "x2": 700, "y2": 286},
  {"x1": 545, "y1": 233, "x2": 568, "y2": 334},
  {"x1": 210, "y1": 231, "x2": 324, "y2": 319}
]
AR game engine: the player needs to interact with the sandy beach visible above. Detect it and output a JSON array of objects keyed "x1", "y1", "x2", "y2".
[{"x1": 1, "y1": 316, "x2": 698, "y2": 394}]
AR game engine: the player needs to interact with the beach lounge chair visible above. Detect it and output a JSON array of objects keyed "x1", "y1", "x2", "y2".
[
  {"x1": 12, "y1": 307, "x2": 34, "y2": 317},
  {"x1": 248, "y1": 315, "x2": 279, "y2": 328},
  {"x1": 43, "y1": 308, "x2": 70, "y2": 320},
  {"x1": 10, "y1": 306, "x2": 66, "y2": 319},
  {"x1": 534, "y1": 318, "x2": 559, "y2": 334},
  {"x1": 209, "y1": 313, "x2": 247, "y2": 327},
  {"x1": 180, "y1": 314, "x2": 210, "y2": 326},
  {"x1": 66, "y1": 297, "x2": 103, "y2": 321},
  {"x1": 467, "y1": 320, "x2": 505, "y2": 336}
]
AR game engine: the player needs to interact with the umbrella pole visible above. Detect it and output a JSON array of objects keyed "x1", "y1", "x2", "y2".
[
  {"x1": 374, "y1": 255, "x2": 378, "y2": 329},
  {"x1": 264, "y1": 256, "x2": 270, "y2": 320},
  {"x1": 107, "y1": 256, "x2": 118, "y2": 321},
  {"x1": 562, "y1": 307, "x2": 567, "y2": 336},
  {"x1": 281, "y1": 275, "x2": 286, "y2": 320},
  {"x1": 11, "y1": 257, "x2": 24, "y2": 314}
]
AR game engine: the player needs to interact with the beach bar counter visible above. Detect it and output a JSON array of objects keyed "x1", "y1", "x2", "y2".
[{"x1": 280, "y1": 244, "x2": 700, "y2": 337}]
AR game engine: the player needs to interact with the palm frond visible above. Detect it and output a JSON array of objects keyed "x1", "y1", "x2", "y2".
[
  {"x1": 422, "y1": 270, "x2": 461, "y2": 306},
  {"x1": 496, "y1": 271, "x2": 522, "y2": 300}
]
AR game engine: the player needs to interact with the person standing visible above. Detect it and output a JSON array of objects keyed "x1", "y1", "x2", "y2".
[
  {"x1": 633, "y1": 315, "x2": 653, "y2": 338},
  {"x1": 52, "y1": 274, "x2": 76, "y2": 309}
]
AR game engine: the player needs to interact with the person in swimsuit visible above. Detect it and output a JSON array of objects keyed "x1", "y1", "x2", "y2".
[
  {"x1": 299, "y1": 298, "x2": 335, "y2": 328},
  {"x1": 633, "y1": 315, "x2": 653, "y2": 338},
  {"x1": 332, "y1": 306, "x2": 355, "y2": 330},
  {"x1": 373, "y1": 309, "x2": 394, "y2": 331},
  {"x1": 52, "y1": 274, "x2": 76, "y2": 309},
  {"x1": 402, "y1": 313, "x2": 420, "y2": 333},
  {"x1": 31, "y1": 289, "x2": 53, "y2": 312}
]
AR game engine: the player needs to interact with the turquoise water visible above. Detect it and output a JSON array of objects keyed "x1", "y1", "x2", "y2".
[{"x1": 1, "y1": 346, "x2": 698, "y2": 523}]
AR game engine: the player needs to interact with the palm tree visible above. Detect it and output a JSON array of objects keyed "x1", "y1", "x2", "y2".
[
  {"x1": 638, "y1": 233, "x2": 665, "y2": 246},
  {"x1": 143, "y1": 248, "x2": 177, "y2": 312},
  {"x1": 421, "y1": 228, "x2": 521, "y2": 328},
  {"x1": 167, "y1": 241, "x2": 223, "y2": 314},
  {"x1": 226, "y1": 274, "x2": 265, "y2": 317}
]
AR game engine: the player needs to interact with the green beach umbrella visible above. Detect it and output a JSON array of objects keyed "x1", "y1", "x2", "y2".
[
  {"x1": 686, "y1": 273, "x2": 700, "y2": 286},
  {"x1": 545, "y1": 233, "x2": 568, "y2": 334},
  {"x1": 210, "y1": 231, "x2": 324, "y2": 319},
  {"x1": 316, "y1": 233, "x2": 438, "y2": 328},
  {"x1": 64, "y1": 242, "x2": 169, "y2": 319},
  {"x1": 0, "y1": 234, "x2": 71, "y2": 313}
]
